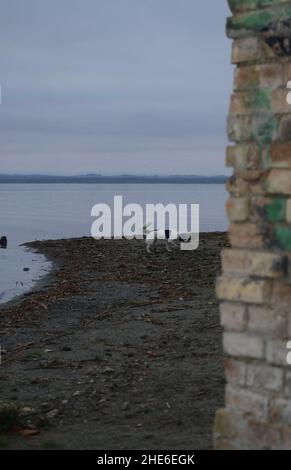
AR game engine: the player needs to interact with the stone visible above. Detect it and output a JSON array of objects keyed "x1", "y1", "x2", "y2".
[
  {"x1": 225, "y1": 385, "x2": 269, "y2": 419},
  {"x1": 217, "y1": 275, "x2": 271, "y2": 303},
  {"x1": 223, "y1": 332, "x2": 264, "y2": 359},
  {"x1": 246, "y1": 363, "x2": 284, "y2": 391},
  {"x1": 220, "y1": 302, "x2": 248, "y2": 332},
  {"x1": 226, "y1": 197, "x2": 250, "y2": 222}
]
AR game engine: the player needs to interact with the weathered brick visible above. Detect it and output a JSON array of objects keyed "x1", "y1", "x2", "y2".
[
  {"x1": 248, "y1": 305, "x2": 288, "y2": 338},
  {"x1": 266, "y1": 340, "x2": 289, "y2": 366},
  {"x1": 266, "y1": 169, "x2": 291, "y2": 195},
  {"x1": 246, "y1": 363, "x2": 284, "y2": 391},
  {"x1": 230, "y1": 90, "x2": 272, "y2": 114},
  {"x1": 252, "y1": 196, "x2": 286, "y2": 223},
  {"x1": 272, "y1": 281, "x2": 291, "y2": 306},
  {"x1": 213, "y1": 408, "x2": 247, "y2": 441},
  {"x1": 226, "y1": 385, "x2": 269, "y2": 420},
  {"x1": 260, "y1": 63, "x2": 285, "y2": 89},
  {"x1": 234, "y1": 63, "x2": 285, "y2": 91},
  {"x1": 217, "y1": 275, "x2": 271, "y2": 304},
  {"x1": 286, "y1": 199, "x2": 291, "y2": 222},
  {"x1": 223, "y1": 332, "x2": 264, "y2": 359},
  {"x1": 270, "y1": 143, "x2": 291, "y2": 168},
  {"x1": 222, "y1": 248, "x2": 286, "y2": 278},
  {"x1": 220, "y1": 301, "x2": 248, "y2": 332},
  {"x1": 276, "y1": 114, "x2": 291, "y2": 141},
  {"x1": 229, "y1": 222, "x2": 265, "y2": 248},
  {"x1": 228, "y1": 0, "x2": 285, "y2": 14},
  {"x1": 228, "y1": 115, "x2": 253, "y2": 141},
  {"x1": 272, "y1": 88, "x2": 291, "y2": 114},
  {"x1": 271, "y1": 398, "x2": 291, "y2": 425},
  {"x1": 234, "y1": 65, "x2": 260, "y2": 91},
  {"x1": 226, "y1": 174, "x2": 250, "y2": 196},
  {"x1": 280, "y1": 425, "x2": 291, "y2": 450},
  {"x1": 226, "y1": 197, "x2": 250, "y2": 222},
  {"x1": 288, "y1": 313, "x2": 291, "y2": 338},
  {"x1": 285, "y1": 371, "x2": 291, "y2": 395},
  {"x1": 232, "y1": 37, "x2": 273, "y2": 64},
  {"x1": 225, "y1": 358, "x2": 246, "y2": 386},
  {"x1": 226, "y1": 144, "x2": 260, "y2": 170},
  {"x1": 247, "y1": 420, "x2": 282, "y2": 450}
]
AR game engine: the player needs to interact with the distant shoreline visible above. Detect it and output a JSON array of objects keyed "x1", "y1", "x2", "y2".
[{"x1": 0, "y1": 175, "x2": 228, "y2": 184}]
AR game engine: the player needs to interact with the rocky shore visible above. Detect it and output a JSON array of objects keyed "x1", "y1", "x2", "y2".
[{"x1": 0, "y1": 233, "x2": 228, "y2": 450}]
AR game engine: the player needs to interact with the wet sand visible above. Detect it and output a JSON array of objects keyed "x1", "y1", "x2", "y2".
[{"x1": 0, "y1": 233, "x2": 228, "y2": 450}]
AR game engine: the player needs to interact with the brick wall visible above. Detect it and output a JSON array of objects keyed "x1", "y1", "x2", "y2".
[{"x1": 214, "y1": 0, "x2": 291, "y2": 449}]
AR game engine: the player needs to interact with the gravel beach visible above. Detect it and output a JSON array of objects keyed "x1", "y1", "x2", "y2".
[{"x1": 0, "y1": 232, "x2": 228, "y2": 450}]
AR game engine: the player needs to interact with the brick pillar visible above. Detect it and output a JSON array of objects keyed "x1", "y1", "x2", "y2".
[{"x1": 214, "y1": 0, "x2": 291, "y2": 450}]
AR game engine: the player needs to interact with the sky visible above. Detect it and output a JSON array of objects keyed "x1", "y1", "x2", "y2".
[{"x1": 0, "y1": 0, "x2": 233, "y2": 175}]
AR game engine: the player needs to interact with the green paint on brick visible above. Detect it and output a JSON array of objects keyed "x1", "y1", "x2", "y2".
[
  {"x1": 229, "y1": 10, "x2": 273, "y2": 31},
  {"x1": 266, "y1": 197, "x2": 286, "y2": 222},
  {"x1": 253, "y1": 89, "x2": 271, "y2": 111},
  {"x1": 228, "y1": 0, "x2": 283, "y2": 14},
  {"x1": 275, "y1": 225, "x2": 291, "y2": 251},
  {"x1": 254, "y1": 114, "x2": 277, "y2": 145}
]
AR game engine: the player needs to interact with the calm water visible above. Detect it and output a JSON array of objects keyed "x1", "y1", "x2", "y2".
[{"x1": 0, "y1": 183, "x2": 228, "y2": 303}]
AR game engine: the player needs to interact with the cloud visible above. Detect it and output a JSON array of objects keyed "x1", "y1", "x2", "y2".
[{"x1": 0, "y1": 0, "x2": 232, "y2": 174}]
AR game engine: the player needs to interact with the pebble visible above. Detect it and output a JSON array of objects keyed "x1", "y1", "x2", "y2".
[{"x1": 46, "y1": 409, "x2": 59, "y2": 419}]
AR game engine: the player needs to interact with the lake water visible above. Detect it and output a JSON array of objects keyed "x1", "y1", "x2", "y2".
[{"x1": 0, "y1": 183, "x2": 228, "y2": 303}]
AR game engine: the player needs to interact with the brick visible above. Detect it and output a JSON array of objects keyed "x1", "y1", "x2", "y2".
[
  {"x1": 260, "y1": 63, "x2": 285, "y2": 89},
  {"x1": 247, "y1": 421, "x2": 282, "y2": 450},
  {"x1": 229, "y1": 223, "x2": 265, "y2": 248},
  {"x1": 280, "y1": 425, "x2": 291, "y2": 450},
  {"x1": 228, "y1": 114, "x2": 253, "y2": 141},
  {"x1": 285, "y1": 371, "x2": 291, "y2": 395},
  {"x1": 220, "y1": 301, "x2": 248, "y2": 332},
  {"x1": 246, "y1": 363, "x2": 284, "y2": 391},
  {"x1": 230, "y1": 90, "x2": 272, "y2": 114},
  {"x1": 226, "y1": 385, "x2": 269, "y2": 420},
  {"x1": 252, "y1": 113, "x2": 277, "y2": 144},
  {"x1": 223, "y1": 332, "x2": 264, "y2": 359},
  {"x1": 248, "y1": 305, "x2": 288, "y2": 338},
  {"x1": 266, "y1": 340, "x2": 289, "y2": 366},
  {"x1": 234, "y1": 65, "x2": 260, "y2": 91},
  {"x1": 226, "y1": 146, "x2": 236, "y2": 167},
  {"x1": 217, "y1": 275, "x2": 271, "y2": 304},
  {"x1": 225, "y1": 358, "x2": 246, "y2": 386},
  {"x1": 226, "y1": 144, "x2": 260, "y2": 170},
  {"x1": 276, "y1": 114, "x2": 291, "y2": 141},
  {"x1": 226, "y1": 174, "x2": 249, "y2": 196},
  {"x1": 213, "y1": 408, "x2": 247, "y2": 441},
  {"x1": 228, "y1": 1, "x2": 283, "y2": 14},
  {"x1": 287, "y1": 200, "x2": 291, "y2": 222},
  {"x1": 272, "y1": 281, "x2": 291, "y2": 306},
  {"x1": 272, "y1": 88, "x2": 291, "y2": 114},
  {"x1": 222, "y1": 248, "x2": 286, "y2": 278},
  {"x1": 271, "y1": 398, "x2": 291, "y2": 425},
  {"x1": 234, "y1": 63, "x2": 284, "y2": 91},
  {"x1": 232, "y1": 37, "x2": 262, "y2": 64},
  {"x1": 226, "y1": 197, "x2": 250, "y2": 222},
  {"x1": 252, "y1": 196, "x2": 286, "y2": 223},
  {"x1": 271, "y1": 143, "x2": 291, "y2": 168},
  {"x1": 266, "y1": 169, "x2": 291, "y2": 195},
  {"x1": 275, "y1": 226, "x2": 291, "y2": 252}
]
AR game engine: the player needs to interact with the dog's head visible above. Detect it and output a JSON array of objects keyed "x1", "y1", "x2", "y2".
[{"x1": 178, "y1": 234, "x2": 191, "y2": 243}]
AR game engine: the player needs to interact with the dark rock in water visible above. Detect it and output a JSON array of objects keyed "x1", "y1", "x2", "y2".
[
  {"x1": 0, "y1": 236, "x2": 7, "y2": 249},
  {"x1": 23, "y1": 267, "x2": 30, "y2": 272}
]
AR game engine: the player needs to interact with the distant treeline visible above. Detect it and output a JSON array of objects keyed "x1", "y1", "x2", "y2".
[{"x1": 0, "y1": 174, "x2": 227, "y2": 184}]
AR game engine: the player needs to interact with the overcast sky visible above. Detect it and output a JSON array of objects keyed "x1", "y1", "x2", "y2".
[{"x1": 0, "y1": 0, "x2": 232, "y2": 175}]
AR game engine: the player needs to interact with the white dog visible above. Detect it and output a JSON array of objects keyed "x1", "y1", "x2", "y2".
[{"x1": 143, "y1": 223, "x2": 190, "y2": 253}]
